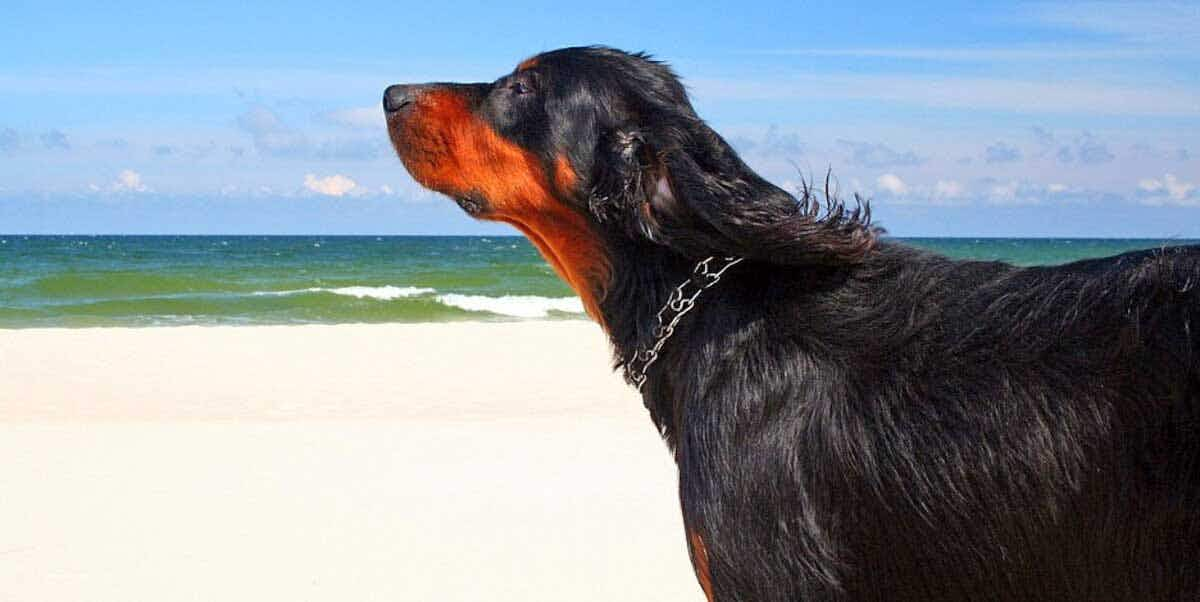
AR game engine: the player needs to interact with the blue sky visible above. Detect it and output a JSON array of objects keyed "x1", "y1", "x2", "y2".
[{"x1": 2, "y1": 1, "x2": 1198, "y2": 236}]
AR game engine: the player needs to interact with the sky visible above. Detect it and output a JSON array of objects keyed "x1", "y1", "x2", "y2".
[{"x1": 1, "y1": 1, "x2": 1198, "y2": 236}]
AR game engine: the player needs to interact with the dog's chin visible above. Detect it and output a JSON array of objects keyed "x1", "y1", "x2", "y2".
[
  {"x1": 452, "y1": 194, "x2": 488, "y2": 217},
  {"x1": 384, "y1": 150, "x2": 489, "y2": 219}
]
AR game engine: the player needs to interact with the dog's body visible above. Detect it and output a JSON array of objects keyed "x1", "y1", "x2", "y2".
[
  {"x1": 385, "y1": 46, "x2": 1200, "y2": 600},
  {"x1": 648, "y1": 241, "x2": 1200, "y2": 600}
]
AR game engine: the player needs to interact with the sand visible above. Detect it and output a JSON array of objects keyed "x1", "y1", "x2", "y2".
[{"x1": 0, "y1": 322, "x2": 702, "y2": 601}]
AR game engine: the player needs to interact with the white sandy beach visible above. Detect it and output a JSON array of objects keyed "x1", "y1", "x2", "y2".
[{"x1": 0, "y1": 322, "x2": 702, "y2": 601}]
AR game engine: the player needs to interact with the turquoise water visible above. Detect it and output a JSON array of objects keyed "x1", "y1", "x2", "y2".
[{"x1": 0, "y1": 235, "x2": 1195, "y2": 328}]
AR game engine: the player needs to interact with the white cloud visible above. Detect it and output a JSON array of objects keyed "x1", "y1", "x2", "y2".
[
  {"x1": 984, "y1": 141, "x2": 1022, "y2": 164},
  {"x1": 40, "y1": 129, "x2": 70, "y2": 151},
  {"x1": 236, "y1": 105, "x2": 284, "y2": 135},
  {"x1": 325, "y1": 106, "x2": 384, "y2": 129},
  {"x1": 0, "y1": 127, "x2": 18, "y2": 152},
  {"x1": 743, "y1": 46, "x2": 1164, "y2": 62},
  {"x1": 303, "y1": 173, "x2": 358, "y2": 197},
  {"x1": 839, "y1": 140, "x2": 923, "y2": 168},
  {"x1": 1138, "y1": 173, "x2": 1197, "y2": 205},
  {"x1": 988, "y1": 180, "x2": 1019, "y2": 202},
  {"x1": 876, "y1": 173, "x2": 908, "y2": 195},
  {"x1": 934, "y1": 179, "x2": 964, "y2": 199},
  {"x1": 236, "y1": 105, "x2": 308, "y2": 157},
  {"x1": 233, "y1": 104, "x2": 383, "y2": 160},
  {"x1": 862, "y1": 178, "x2": 1089, "y2": 207},
  {"x1": 976, "y1": 179, "x2": 1058, "y2": 206},
  {"x1": 690, "y1": 75, "x2": 1200, "y2": 116},
  {"x1": 1029, "y1": 2, "x2": 1200, "y2": 49},
  {"x1": 729, "y1": 124, "x2": 806, "y2": 157},
  {"x1": 112, "y1": 169, "x2": 148, "y2": 193}
]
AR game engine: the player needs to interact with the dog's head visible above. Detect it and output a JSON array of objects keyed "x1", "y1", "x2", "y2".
[{"x1": 384, "y1": 46, "x2": 875, "y2": 318}]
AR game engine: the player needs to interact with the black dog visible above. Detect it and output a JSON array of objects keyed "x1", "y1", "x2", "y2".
[{"x1": 385, "y1": 46, "x2": 1200, "y2": 601}]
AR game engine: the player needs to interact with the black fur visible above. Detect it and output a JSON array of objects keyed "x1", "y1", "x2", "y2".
[{"x1": 387, "y1": 46, "x2": 1200, "y2": 601}]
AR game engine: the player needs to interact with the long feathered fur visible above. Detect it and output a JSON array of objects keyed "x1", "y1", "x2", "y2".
[
  {"x1": 387, "y1": 46, "x2": 1200, "y2": 601},
  {"x1": 568, "y1": 47, "x2": 1200, "y2": 601}
]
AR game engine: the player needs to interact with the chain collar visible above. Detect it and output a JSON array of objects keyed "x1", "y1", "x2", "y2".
[{"x1": 622, "y1": 256, "x2": 744, "y2": 391}]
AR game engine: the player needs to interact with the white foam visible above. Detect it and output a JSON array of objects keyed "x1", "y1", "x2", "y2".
[
  {"x1": 435, "y1": 294, "x2": 585, "y2": 318},
  {"x1": 326, "y1": 286, "x2": 435, "y2": 300},
  {"x1": 251, "y1": 286, "x2": 586, "y2": 318},
  {"x1": 256, "y1": 286, "x2": 436, "y2": 300}
]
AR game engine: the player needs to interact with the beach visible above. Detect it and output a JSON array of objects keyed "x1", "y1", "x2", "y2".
[
  {"x1": 0, "y1": 322, "x2": 702, "y2": 601},
  {"x1": 3, "y1": 236, "x2": 1192, "y2": 601}
]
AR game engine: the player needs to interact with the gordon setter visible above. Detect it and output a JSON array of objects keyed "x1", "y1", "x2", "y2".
[{"x1": 384, "y1": 46, "x2": 1200, "y2": 601}]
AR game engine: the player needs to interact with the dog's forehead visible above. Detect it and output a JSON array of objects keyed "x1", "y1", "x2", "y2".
[
  {"x1": 515, "y1": 47, "x2": 607, "y2": 74},
  {"x1": 508, "y1": 52, "x2": 587, "y2": 92},
  {"x1": 511, "y1": 52, "x2": 620, "y2": 96}
]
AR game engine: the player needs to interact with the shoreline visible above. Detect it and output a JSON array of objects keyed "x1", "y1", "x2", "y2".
[{"x1": 0, "y1": 315, "x2": 590, "y2": 332}]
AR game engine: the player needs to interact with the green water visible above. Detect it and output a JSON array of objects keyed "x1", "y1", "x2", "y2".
[{"x1": 0, "y1": 235, "x2": 1194, "y2": 328}]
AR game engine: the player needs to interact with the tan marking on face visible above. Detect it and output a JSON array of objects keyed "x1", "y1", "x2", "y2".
[
  {"x1": 387, "y1": 89, "x2": 609, "y2": 323},
  {"x1": 553, "y1": 154, "x2": 577, "y2": 196},
  {"x1": 516, "y1": 56, "x2": 538, "y2": 71}
]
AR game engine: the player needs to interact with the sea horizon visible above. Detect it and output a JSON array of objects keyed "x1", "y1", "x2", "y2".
[
  {"x1": 2, "y1": 235, "x2": 1197, "y2": 329},
  {"x1": 6, "y1": 233, "x2": 1200, "y2": 239}
]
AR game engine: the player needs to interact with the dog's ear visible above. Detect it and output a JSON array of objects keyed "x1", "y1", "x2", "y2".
[
  {"x1": 592, "y1": 119, "x2": 878, "y2": 267},
  {"x1": 587, "y1": 128, "x2": 651, "y2": 229}
]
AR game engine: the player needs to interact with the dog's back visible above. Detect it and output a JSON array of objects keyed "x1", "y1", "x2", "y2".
[{"x1": 675, "y1": 243, "x2": 1200, "y2": 600}]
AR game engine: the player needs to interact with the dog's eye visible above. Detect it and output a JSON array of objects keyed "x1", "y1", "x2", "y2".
[{"x1": 509, "y1": 81, "x2": 532, "y2": 95}]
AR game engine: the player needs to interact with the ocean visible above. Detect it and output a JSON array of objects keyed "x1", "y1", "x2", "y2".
[{"x1": 0, "y1": 235, "x2": 1195, "y2": 328}]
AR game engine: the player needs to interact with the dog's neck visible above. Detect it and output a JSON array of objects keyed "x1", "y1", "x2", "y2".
[
  {"x1": 599, "y1": 237, "x2": 750, "y2": 437},
  {"x1": 596, "y1": 240, "x2": 694, "y2": 356}
]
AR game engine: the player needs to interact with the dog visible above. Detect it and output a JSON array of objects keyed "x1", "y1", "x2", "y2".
[{"x1": 384, "y1": 46, "x2": 1200, "y2": 601}]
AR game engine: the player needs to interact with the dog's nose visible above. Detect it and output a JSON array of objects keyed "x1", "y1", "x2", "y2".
[{"x1": 383, "y1": 85, "x2": 420, "y2": 114}]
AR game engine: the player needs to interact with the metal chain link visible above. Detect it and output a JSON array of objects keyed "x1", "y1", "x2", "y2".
[{"x1": 622, "y1": 256, "x2": 744, "y2": 391}]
